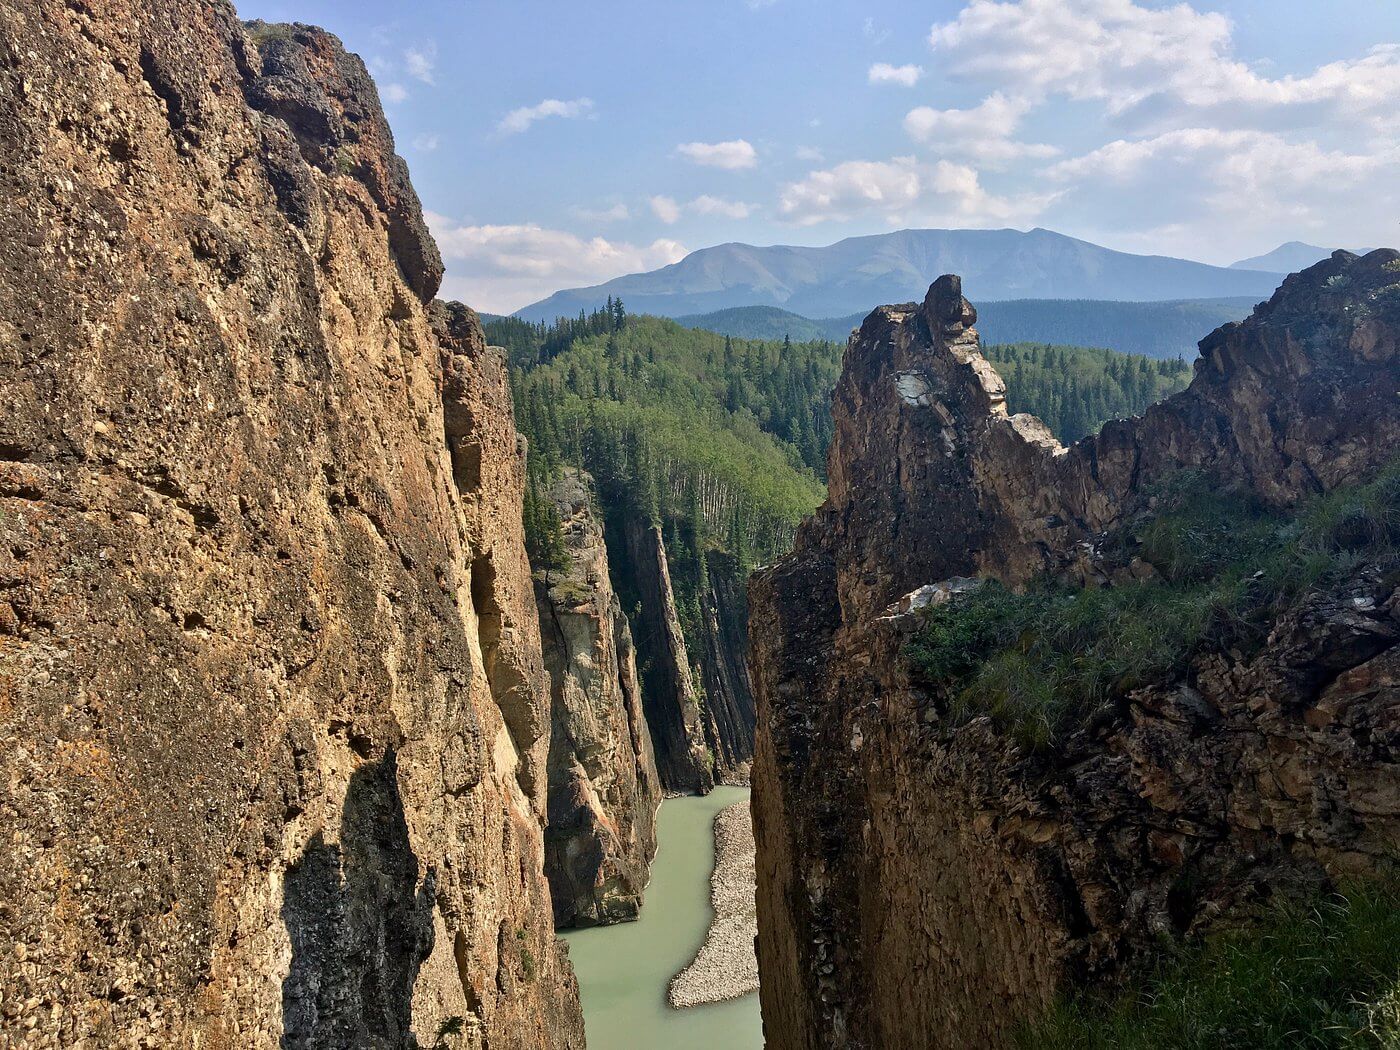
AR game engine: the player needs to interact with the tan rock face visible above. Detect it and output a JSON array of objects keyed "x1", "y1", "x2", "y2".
[
  {"x1": 751, "y1": 259, "x2": 1400, "y2": 1049},
  {"x1": 0, "y1": 7, "x2": 580, "y2": 1048},
  {"x1": 537, "y1": 469, "x2": 661, "y2": 927}
]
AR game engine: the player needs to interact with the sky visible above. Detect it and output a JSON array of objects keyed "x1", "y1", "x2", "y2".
[{"x1": 235, "y1": 0, "x2": 1400, "y2": 314}]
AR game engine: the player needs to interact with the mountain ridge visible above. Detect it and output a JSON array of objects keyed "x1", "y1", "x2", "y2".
[
  {"x1": 673, "y1": 297, "x2": 1259, "y2": 359},
  {"x1": 516, "y1": 227, "x2": 1284, "y2": 322},
  {"x1": 1228, "y1": 241, "x2": 1372, "y2": 272}
]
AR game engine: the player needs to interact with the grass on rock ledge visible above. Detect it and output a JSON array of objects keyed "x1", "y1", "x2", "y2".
[
  {"x1": 1020, "y1": 881, "x2": 1400, "y2": 1049},
  {"x1": 907, "y1": 462, "x2": 1400, "y2": 749}
]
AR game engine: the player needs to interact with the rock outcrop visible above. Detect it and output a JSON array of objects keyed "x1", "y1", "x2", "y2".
[
  {"x1": 751, "y1": 255, "x2": 1400, "y2": 1048},
  {"x1": 537, "y1": 470, "x2": 661, "y2": 927},
  {"x1": 621, "y1": 518, "x2": 716, "y2": 794},
  {"x1": 0, "y1": 7, "x2": 580, "y2": 1047}
]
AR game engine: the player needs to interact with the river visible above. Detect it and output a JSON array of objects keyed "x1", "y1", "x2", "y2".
[{"x1": 561, "y1": 786, "x2": 764, "y2": 1050}]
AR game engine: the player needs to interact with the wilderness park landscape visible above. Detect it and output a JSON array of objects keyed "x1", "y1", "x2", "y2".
[{"x1": 1, "y1": 1, "x2": 1398, "y2": 1048}]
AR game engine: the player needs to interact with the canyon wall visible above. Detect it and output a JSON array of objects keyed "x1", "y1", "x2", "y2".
[
  {"x1": 0, "y1": 7, "x2": 581, "y2": 1047},
  {"x1": 537, "y1": 470, "x2": 661, "y2": 927},
  {"x1": 620, "y1": 518, "x2": 716, "y2": 794},
  {"x1": 695, "y1": 553, "x2": 757, "y2": 783},
  {"x1": 751, "y1": 256, "x2": 1400, "y2": 1048}
]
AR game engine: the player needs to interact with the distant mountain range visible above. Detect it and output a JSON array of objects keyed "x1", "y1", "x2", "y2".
[
  {"x1": 674, "y1": 298, "x2": 1259, "y2": 359},
  {"x1": 516, "y1": 227, "x2": 1287, "y2": 322},
  {"x1": 1229, "y1": 242, "x2": 1366, "y2": 272}
]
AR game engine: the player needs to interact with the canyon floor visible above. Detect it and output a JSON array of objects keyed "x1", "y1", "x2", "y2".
[{"x1": 562, "y1": 788, "x2": 761, "y2": 1049}]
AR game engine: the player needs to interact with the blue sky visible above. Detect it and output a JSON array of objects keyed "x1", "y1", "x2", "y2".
[{"x1": 237, "y1": 0, "x2": 1400, "y2": 313}]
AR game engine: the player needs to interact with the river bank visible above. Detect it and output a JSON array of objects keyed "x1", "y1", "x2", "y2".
[
  {"x1": 562, "y1": 787, "x2": 762, "y2": 1049},
  {"x1": 669, "y1": 801, "x2": 759, "y2": 1007}
]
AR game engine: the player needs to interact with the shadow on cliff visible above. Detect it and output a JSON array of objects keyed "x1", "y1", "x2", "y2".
[{"x1": 281, "y1": 748, "x2": 437, "y2": 1049}]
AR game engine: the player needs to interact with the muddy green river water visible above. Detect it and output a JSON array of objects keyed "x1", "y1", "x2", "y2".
[{"x1": 562, "y1": 786, "x2": 763, "y2": 1050}]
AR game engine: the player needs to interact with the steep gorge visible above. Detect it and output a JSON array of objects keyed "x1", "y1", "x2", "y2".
[
  {"x1": 695, "y1": 552, "x2": 757, "y2": 781},
  {"x1": 536, "y1": 470, "x2": 661, "y2": 928},
  {"x1": 0, "y1": 6, "x2": 581, "y2": 1046},
  {"x1": 751, "y1": 256, "x2": 1400, "y2": 1047},
  {"x1": 618, "y1": 517, "x2": 717, "y2": 794}
]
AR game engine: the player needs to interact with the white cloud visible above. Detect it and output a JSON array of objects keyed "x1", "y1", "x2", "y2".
[
  {"x1": 381, "y1": 82, "x2": 409, "y2": 104},
  {"x1": 1044, "y1": 128, "x2": 1399, "y2": 261},
  {"x1": 675, "y1": 139, "x2": 758, "y2": 170},
  {"x1": 573, "y1": 203, "x2": 630, "y2": 223},
  {"x1": 777, "y1": 156, "x2": 1050, "y2": 227},
  {"x1": 649, "y1": 194, "x2": 754, "y2": 223},
  {"x1": 411, "y1": 133, "x2": 440, "y2": 152},
  {"x1": 497, "y1": 97, "x2": 595, "y2": 136},
  {"x1": 1050, "y1": 128, "x2": 1388, "y2": 193},
  {"x1": 795, "y1": 145, "x2": 824, "y2": 162},
  {"x1": 779, "y1": 157, "x2": 922, "y2": 225},
  {"x1": 650, "y1": 195, "x2": 682, "y2": 224},
  {"x1": 868, "y1": 0, "x2": 1400, "y2": 259},
  {"x1": 404, "y1": 44, "x2": 436, "y2": 85},
  {"x1": 869, "y1": 63, "x2": 925, "y2": 87},
  {"x1": 688, "y1": 195, "x2": 753, "y2": 219},
  {"x1": 428, "y1": 213, "x2": 687, "y2": 314},
  {"x1": 928, "y1": 0, "x2": 1400, "y2": 131},
  {"x1": 903, "y1": 92, "x2": 1058, "y2": 167}
]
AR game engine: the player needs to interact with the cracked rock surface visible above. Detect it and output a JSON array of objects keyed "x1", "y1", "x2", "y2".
[{"x1": 0, "y1": 6, "x2": 581, "y2": 1047}]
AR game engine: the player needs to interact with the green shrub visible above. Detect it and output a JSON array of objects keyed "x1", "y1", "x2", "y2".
[
  {"x1": 245, "y1": 21, "x2": 297, "y2": 46},
  {"x1": 1021, "y1": 881, "x2": 1400, "y2": 1049},
  {"x1": 908, "y1": 464, "x2": 1400, "y2": 749},
  {"x1": 431, "y1": 1016, "x2": 466, "y2": 1050}
]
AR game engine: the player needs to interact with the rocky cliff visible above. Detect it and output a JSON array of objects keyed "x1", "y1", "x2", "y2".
[
  {"x1": 0, "y1": 7, "x2": 580, "y2": 1047},
  {"x1": 696, "y1": 553, "x2": 757, "y2": 783},
  {"x1": 751, "y1": 254, "x2": 1400, "y2": 1048},
  {"x1": 537, "y1": 470, "x2": 660, "y2": 927},
  {"x1": 620, "y1": 518, "x2": 716, "y2": 794}
]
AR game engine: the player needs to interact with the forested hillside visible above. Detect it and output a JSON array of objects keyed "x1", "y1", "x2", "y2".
[
  {"x1": 986, "y1": 343, "x2": 1189, "y2": 442},
  {"x1": 495, "y1": 305, "x2": 839, "y2": 569},
  {"x1": 491, "y1": 304, "x2": 1190, "y2": 782},
  {"x1": 496, "y1": 307, "x2": 1191, "y2": 571},
  {"x1": 676, "y1": 297, "x2": 1253, "y2": 359}
]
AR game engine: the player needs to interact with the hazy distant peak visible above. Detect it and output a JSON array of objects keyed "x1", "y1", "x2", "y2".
[
  {"x1": 516, "y1": 227, "x2": 1284, "y2": 323},
  {"x1": 1229, "y1": 241, "x2": 1362, "y2": 273}
]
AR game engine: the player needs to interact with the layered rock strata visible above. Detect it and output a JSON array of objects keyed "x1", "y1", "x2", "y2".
[
  {"x1": 537, "y1": 469, "x2": 661, "y2": 927},
  {"x1": 751, "y1": 255, "x2": 1400, "y2": 1048},
  {"x1": 0, "y1": 8, "x2": 580, "y2": 1047}
]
